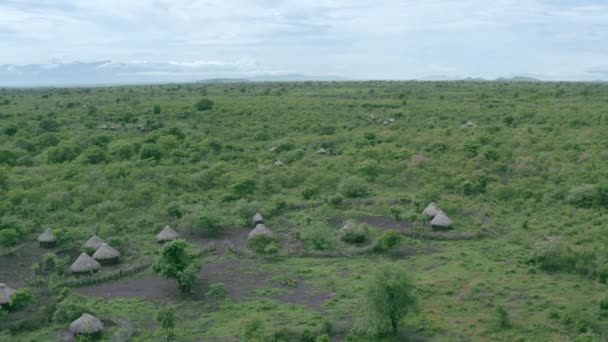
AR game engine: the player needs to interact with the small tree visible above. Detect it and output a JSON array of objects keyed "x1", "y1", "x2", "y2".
[
  {"x1": 195, "y1": 98, "x2": 214, "y2": 111},
  {"x1": 389, "y1": 207, "x2": 402, "y2": 221},
  {"x1": 364, "y1": 264, "x2": 417, "y2": 336},
  {"x1": 153, "y1": 239, "x2": 201, "y2": 293},
  {"x1": 157, "y1": 306, "x2": 176, "y2": 340}
]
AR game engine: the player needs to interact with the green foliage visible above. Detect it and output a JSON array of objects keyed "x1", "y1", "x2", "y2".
[
  {"x1": 139, "y1": 143, "x2": 162, "y2": 160},
  {"x1": 152, "y1": 239, "x2": 201, "y2": 293},
  {"x1": 230, "y1": 177, "x2": 257, "y2": 198},
  {"x1": 299, "y1": 221, "x2": 334, "y2": 251},
  {"x1": 206, "y1": 283, "x2": 228, "y2": 299},
  {"x1": 377, "y1": 230, "x2": 403, "y2": 251},
  {"x1": 338, "y1": 176, "x2": 369, "y2": 198},
  {"x1": 362, "y1": 264, "x2": 417, "y2": 336},
  {"x1": 8, "y1": 288, "x2": 34, "y2": 311},
  {"x1": 109, "y1": 140, "x2": 135, "y2": 160},
  {"x1": 247, "y1": 235, "x2": 277, "y2": 254},
  {"x1": 0, "y1": 228, "x2": 18, "y2": 246},
  {"x1": 340, "y1": 222, "x2": 368, "y2": 244},
  {"x1": 157, "y1": 306, "x2": 176, "y2": 340},
  {"x1": 195, "y1": 98, "x2": 214, "y2": 111},
  {"x1": 53, "y1": 294, "x2": 90, "y2": 323},
  {"x1": 192, "y1": 209, "x2": 224, "y2": 236},
  {"x1": 492, "y1": 305, "x2": 512, "y2": 330},
  {"x1": 389, "y1": 207, "x2": 402, "y2": 221}
]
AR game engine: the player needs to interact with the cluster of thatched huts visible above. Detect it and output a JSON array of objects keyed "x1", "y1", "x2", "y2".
[
  {"x1": 423, "y1": 202, "x2": 454, "y2": 228},
  {"x1": 35, "y1": 228, "x2": 122, "y2": 275}
]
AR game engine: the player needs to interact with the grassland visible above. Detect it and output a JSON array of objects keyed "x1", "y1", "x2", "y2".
[{"x1": 1, "y1": 81, "x2": 608, "y2": 341}]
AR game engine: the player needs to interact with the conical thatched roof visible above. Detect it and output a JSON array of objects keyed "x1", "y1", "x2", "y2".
[
  {"x1": 70, "y1": 253, "x2": 101, "y2": 273},
  {"x1": 317, "y1": 147, "x2": 328, "y2": 154},
  {"x1": 423, "y1": 202, "x2": 440, "y2": 217},
  {"x1": 0, "y1": 283, "x2": 15, "y2": 305},
  {"x1": 248, "y1": 224, "x2": 274, "y2": 239},
  {"x1": 463, "y1": 120, "x2": 476, "y2": 128},
  {"x1": 92, "y1": 243, "x2": 120, "y2": 260},
  {"x1": 69, "y1": 313, "x2": 104, "y2": 335},
  {"x1": 84, "y1": 235, "x2": 105, "y2": 251},
  {"x1": 274, "y1": 160, "x2": 285, "y2": 166},
  {"x1": 155, "y1": 225, "x2": 179, "y2": 242},
  {"x1": 251, "y1": 212, "x2": 264, "y2": 225},
  {"x1": 37, "y1": 227, "x2": 57, "y2": 242},
  {"x1": 430, "y1": 211, "x2": 453, "y2": 227}
]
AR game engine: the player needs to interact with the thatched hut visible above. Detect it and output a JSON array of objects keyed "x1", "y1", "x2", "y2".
[
  {"x1": 273, "y1": 160, "x2": 285, "y2": 167},
  {"x1": 430, "y1": 211, "x2": 453, "y2": 228},
  {"x1": 37, "y1": 227, "x2": 57, "y2": 248},
  {"x1": 248, "y1": 224, "x2": 274, "y2": 240},
  {"x1": 155, "y1": 225, "x2": 179, "y2": 243},
  {"x1": 84, "y1": 235, "x2": 105, "y2": 252},
  {"x1": 69, "y1": 313, "x2": 104, "y2": 336},
  {"x1": 251, "y1": 212, "x2": 264, "y2": 227},
  {"x1": 316, "y1": 147, "x2": 328, "y2": 154},
  {"x1": 70, "y1": 253, "x2": 101, "y2": 274},
  {"x1": 92, "y1": 243, "x2": 120, "y2": 265},
  {"x1": 462, "y1": 120, "x2": 476, "y2": 128},
  {"x1": 0, "y1": 283, "x2": 15, "y2": 308},
  {"x1": 423, "y1": 202, "x2": 440, "y2": 218}
]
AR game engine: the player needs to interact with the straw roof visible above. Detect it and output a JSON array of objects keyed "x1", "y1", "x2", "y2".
[
  {"x1": 37, "y1": 227, "x2": 57, "y2": 242},
  {"x1": 251, "y1": 212, "x2": 264, "y2": 225},
  {"x1": 248, "y1": 224, "x2": 274, "y2": 239},
  {"x1": 155, "y1": 225, "x2": 179, "y2": 242},
  {"x1": 316, "y1": 147, "x2": 328, "y2": 154},
  {"x1": 84, "y1": 235, "x2": 105, "y2": 251},
  {"x1": 423, "y1": 202, "x2": 440, "y2": 217},
  {"x1": 92, "y1": 243, "x2": 120, "y2": 260},
  {"x1": 462, "y1": 120, "x2": 476, "y2": 128},
  {"x1": 273, "y1": 160, "x2": 285, "y2": 166},
  {"x1": 70, "y1": 253, "x2": 101, "y2": 273},
  {"x1": 430, "y1": 211, "x2": 454, "y2": 227},
  {"x1": 69, "y1": 313, "x2": 104, "y2": 335},
  {"x1": 0, "y1": 283, "x2": 15, "y2": 305}
]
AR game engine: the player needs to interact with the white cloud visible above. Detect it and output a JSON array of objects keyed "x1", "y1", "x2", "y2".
[{"x1": 1, "y1": 0, "x2": 608, "y2": 82}]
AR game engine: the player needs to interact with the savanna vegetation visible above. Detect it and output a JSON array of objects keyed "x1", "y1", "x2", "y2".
[{"x1": 1, "y1": 80, "x2": 608, "y2": 341}]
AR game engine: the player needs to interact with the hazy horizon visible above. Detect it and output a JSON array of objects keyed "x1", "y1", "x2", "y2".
[{"x1": 2, "y1": 0, "x2": 608, "y2": 86}]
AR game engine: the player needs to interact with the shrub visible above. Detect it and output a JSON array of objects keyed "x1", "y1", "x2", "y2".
[
  {"x1": 247, "y1": 235, "x2": 276, "y2": 254},
  {"x1": 232, "y1": 200, "x2": 261, "y2": 226},
  {"x1": 229, "y1": 178, "x2": 257, "y2": 198},
  {"x1": 206, "y1": 283, "x2": 228, "y2": 299},
  {"x1": 0, "y1": 228, "x2": 19, "y2": 246},
  {"x1": 377, "y1": 230, "x2": 403, "y2": 251},
  {"x1": 139, "y1": 143, "x2": 162, "y2": 160},
  {"x1": 194, "y1": 210, "x2": 224, "y2": 236},
  {"x1": 493, "y1": 305, "x2": 512, "y2": 330},
  {"x1": 300, "y1": 222, "x2": 334, "y2": 251},
  {"x1": 109, "y1": 141, "x2": 135, "y2": 160},
  {"x1": 340, "y1": 222, "x2": 367, "y2": 244},
  {"x1": 534, "y1": 242, "x2": 577, "y2": 273},
  {"x1": 338, "y1": 176, "x2": 369, "y2": 198},
  {"x1": 157, "y1": 306, "x2": 175, "y2": 340},
  {"x1": 8, "y1": 288, "x2": 34, "y2": 311},
  {"x1": 53, "y1": 295, "x2": 90, "y2": 323},
  {"x1": 195, "y1": 98, "x2": 214, "y2": 111},
  {"x1": 328, "y1": 194, "x2": 344, "y2": 207}
]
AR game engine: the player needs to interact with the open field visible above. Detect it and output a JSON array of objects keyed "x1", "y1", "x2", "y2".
[{"x1": 1, "y1": 81, "x2": 608, "y2": 341}]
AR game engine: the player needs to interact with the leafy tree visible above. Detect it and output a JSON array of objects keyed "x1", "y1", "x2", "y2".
[
  {"x1": 153, "y1": 104, "x2": 162, "y2": 114},
  {"x1": 194, "y1": 209, "x2": 224, "y2": 236},
  {"x1": 229, "y1": 178, "x2": 257, "y2": 198},
  {"x1": 389, "y1": 207, "x2": 402, "y2": 221},
  {"x1": 195, "y1": 98, "x2": 214, "y2": 111},
  {"x1": 377, "y1": 231, "x2": 403, "y2": 251},
  {"x1": 363, "y1": 264, "x2": 418, "y2": 336},
  {"x1": 300, "y1": 222, "x2": 333, "y2": 250},
  {"x1": 8, "y1": 288, "x2": 34, "y2": 311},
  {"x1": 157, "y1": 306, "x2": 176, "y2": 340},
  {"x1": 153, "y1": 239, "x2": 201, "y2": 292},
  {"x1": 338, "y1": 176, "x2": 369, "y2": 198},
  {"x1": 109, "y1": 141, "x2": 135, "y2": 160},
  {"x1": 0, "y1": 228, "x2": 19, "y2": 246},
  {"x1": 140, "y1": 143, "x2": 162, "y2": 161}
]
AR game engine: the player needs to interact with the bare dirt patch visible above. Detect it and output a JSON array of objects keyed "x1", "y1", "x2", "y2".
[{"x1": 187, "y1": 228, "x2": 250, "y2": 256}]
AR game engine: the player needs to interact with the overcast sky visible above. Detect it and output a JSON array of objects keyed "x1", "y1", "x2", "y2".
[{"x1": 1, "y1": 0, "x2": 608, "y2": 84}]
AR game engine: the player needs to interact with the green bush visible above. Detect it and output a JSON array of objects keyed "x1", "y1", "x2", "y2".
[
  {"x1": 0, "y1": 228, "x2": 19, "y2": 246},
  {"x1": 8, "y1": 288, "x2": 34, "y2": 311},
  {"x1": 195, "y1": 98, "x2": 214, "y2": 111},
  {"x1": 53, "y1": 295, "x2": 90, "y2": 323},
  {"x1": 377, "y1": 230, "x2": 403, "y2": 251},
  {"x1": 247, "y1": 235, "x2": 276, "y2": 254},
  {"x1": 206, "y1": 283, "x2": 228, "y2": 299},
  {"x1": 139, "y1": 143, "x2": 162, "y2": 160},
  {"x1": 338, "y1": 176, "x2": 369, "y2": 198},
  {"x1": 340, "y1": 222, "x2": 367, "y2": 244},
  {"x1": 194, "y1": 210, "x2": 224, "y2": 236},
  {"x1": 300, "y1": 222, "x2": 334, "y2": 251}
]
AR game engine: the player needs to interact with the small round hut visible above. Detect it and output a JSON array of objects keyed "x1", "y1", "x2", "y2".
[
  {"x1": 248, "y1": 223, "x2": 274, "y2": 240},
  {"x1": 273, "y1": 160, "x2": 285, "y2": 167},
  {"x1": 316, "y1": 147, "x2": 328, "y2": 155},
  {"x1": 37, "y1": 227, "x2": 57, "y2": 248},
  {"x1": 69, "y1": 313, "x2": 104, "y2": 336},
  {"x1": 423, "y1": 202, "x2": 440, "y2": 218},
  {"x1": 430, "y1": 210, "x2": 454, "y2": 229},
  {"x1": 70, "y1": 253, "x2": 101, "y2": 275},
  {"x1": 0, "y1": 283, "x2": 15, "y2": 308},
  {"x1": 251, "y1": 212, "x2": 264, "y2": 227},
  {"x1": 155, "y1": 225, "x2": 179, "y2": 243},
  {"x1": 84, "y1": 235, "x2": 105, "y2": 252},
  {"x1": 92, "y1": 243, "x2": 120, "y2": 265}
]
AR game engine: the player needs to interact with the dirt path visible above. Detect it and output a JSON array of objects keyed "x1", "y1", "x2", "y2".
[{"x1": 76, "y1": 258, "x2": 333, "y2": 312}]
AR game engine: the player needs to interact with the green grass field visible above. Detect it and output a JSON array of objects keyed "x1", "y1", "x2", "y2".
[{"x1": 1, "y1": 81, "x2": 608, "y2": 341}]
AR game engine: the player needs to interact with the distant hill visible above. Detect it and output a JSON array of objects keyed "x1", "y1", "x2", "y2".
[{"x1": 496, "y1": 76, "x2": 542, "y2": 82}]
